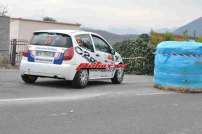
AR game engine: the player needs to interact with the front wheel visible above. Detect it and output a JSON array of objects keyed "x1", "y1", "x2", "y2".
[
  {"x1": 72, "y1": 69, "x2": 89, "y2": 88},
  {"x1": 21, "y1": 74, "x2": 38, "y2": 84},
  {"x1": 111, "y1": 68, "x2": 124, "y2": 84}
]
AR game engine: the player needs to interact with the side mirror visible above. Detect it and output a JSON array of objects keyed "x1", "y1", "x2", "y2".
[{"x1": 111, "y1": 49, "x2": 116, "y2": 55}]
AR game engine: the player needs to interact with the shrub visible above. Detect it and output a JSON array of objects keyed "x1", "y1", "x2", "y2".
[{"x1": 114, "y1": 34, "x2": 154, "y2": 75}]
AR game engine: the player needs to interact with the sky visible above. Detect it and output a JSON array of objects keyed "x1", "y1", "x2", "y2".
[{"x1": 0, "y1": 0, "x2": 202, "y2": 34}]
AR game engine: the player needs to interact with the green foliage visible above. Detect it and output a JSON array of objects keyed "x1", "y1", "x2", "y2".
[
  {"x1": 183, "y1": 29, "x2": 188, "y2": 36},
  {"x1": 150, "y1": 31, "x2": 177, "y2": 47},
  {"x1": 149, "y1": 31, "x2": 200, "y2": 47},
  {"x1": 150, "y1": 31, "x2": 164, "y2": 47},
  {"x1": 114, "y1": 34, "x2": 154, "y2": 75},
  {"x1": 43, "y1": 17, "x2": 56, "y2": 22},
  {"x1": 0, "y1": 4, "x2": 8, "y2": 16},
  {"x1": 114, "y1": 31, "x2": 202, "y2": 75},
  {"x1": 196, "y1": 36, "x2": 202, "y2": 42},
  {"x1": 164, "y1": 32, "x2": 175, "y2": 41}
]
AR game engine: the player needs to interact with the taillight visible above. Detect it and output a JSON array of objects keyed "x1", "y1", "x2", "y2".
[
  {"x1": 22, "y1": 50, "x2": 29, "y2": 57},
  {"x1": 22, "y1": 45, "x2": 29, "y2": 57},
  {"x1": 64, "y1": 47, "x2": 74, "y2": 60}
]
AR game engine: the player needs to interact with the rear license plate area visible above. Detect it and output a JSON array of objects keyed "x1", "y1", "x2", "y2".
[
  {"x1": 35, "y1": 57, "x2": 54, "y2": 64},
  {"x1": 36, "y1": 51, "x2": 54, "y2": 57}
]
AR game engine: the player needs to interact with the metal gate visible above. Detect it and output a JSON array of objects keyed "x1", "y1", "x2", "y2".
[{"x1": 10, "y1": 39, "x2": 29, "y2": 65}]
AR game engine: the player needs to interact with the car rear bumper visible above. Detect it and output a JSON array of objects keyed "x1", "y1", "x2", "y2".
[{"x1": 20, "y1": 59, "x2": 77, "y2": 80}]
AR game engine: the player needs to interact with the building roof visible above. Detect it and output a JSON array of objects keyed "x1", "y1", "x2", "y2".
[{"x1": 11, "y1": 17, "x2": 81, "y2": 26}]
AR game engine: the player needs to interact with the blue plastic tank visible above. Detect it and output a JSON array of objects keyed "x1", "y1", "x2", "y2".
[{"x1": 154, "y1": 41, "x2": 202, "y2": 91}]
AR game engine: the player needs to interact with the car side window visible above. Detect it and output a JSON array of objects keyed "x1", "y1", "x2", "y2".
[
  {"x1": 75, "y1": 34, "x2": 94, "y2": 52},
  {"x1": 92, "y1": 35, "x2": 112, "y2": 54}
]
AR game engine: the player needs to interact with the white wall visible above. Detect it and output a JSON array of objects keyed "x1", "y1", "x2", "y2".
[
  {"x1": 10, "y1": 19, "x2": 19, "y2": 40},
  {"x1": 10, "y1": 19, "x2": 80, "y2": 41}
]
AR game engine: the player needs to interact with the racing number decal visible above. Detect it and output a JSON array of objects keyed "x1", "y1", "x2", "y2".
[{"x1": 75, "y1": 47, "x2": 97, "y2": 63}]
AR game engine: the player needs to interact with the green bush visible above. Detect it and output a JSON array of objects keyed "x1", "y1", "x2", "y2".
[
  {"x1": 114, "y1": 32, "x2": 202, "y2": 75},
  {"x1": 114, "y1": 34, "x2": 154, "y2": 75}
]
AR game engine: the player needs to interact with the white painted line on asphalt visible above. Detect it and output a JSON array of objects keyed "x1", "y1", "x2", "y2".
[
  {"x1": 0, "y1": 91, "x2": 173, "y2": 105},
  {"x1": 108, "y1": 90, "x2": 173, "y2": 97},
  {"x1": 135, "y1": 92, "x2": 173, "y2": 96},
  {"x1": 0, "y1": 93, "x2": 107, "y2": 105}
]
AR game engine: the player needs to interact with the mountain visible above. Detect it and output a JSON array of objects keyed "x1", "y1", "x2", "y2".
[
  {"x1": 156, "y1": 27, "x2": 176, "y2": 33},
  {"x1": 108, "y1": 27, "x2": 144, "y2": 34},
  {"x1": 81, "y1": 28, "x2": 137, "y2": 45},
  {"x1": 174, "y1": 17, "x2": 202, "y2": 36}
]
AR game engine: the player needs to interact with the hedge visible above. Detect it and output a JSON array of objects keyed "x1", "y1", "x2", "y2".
[
  {"x1": 114, "y1": 34, "x2": 154, "y2": 75},
  {"x1": 113, "y1": 32, "x2": 202, "y2": 75}
]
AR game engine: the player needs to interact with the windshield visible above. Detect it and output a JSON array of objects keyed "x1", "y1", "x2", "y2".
[{"x1": 31, "y1": 32, "x2": 73, "y2": 48}]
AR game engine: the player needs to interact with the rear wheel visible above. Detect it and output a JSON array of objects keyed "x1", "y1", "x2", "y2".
[
  {"x1": 21, "y1": 74, "x2": 38, "y2": 84},
  {"x1": 111, "y1": 68, "x2": 124, "y2": 84},
  {"x1": 72, "y1": 69, "x2": 89, "y2": 88}
]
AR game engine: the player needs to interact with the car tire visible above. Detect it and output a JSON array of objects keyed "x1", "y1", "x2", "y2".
[
  {"x1": 21, "y1": 74, "x2": 38, "y2": 84},
  {"x1": 72, "y1": 69, "x2": 89, "y2": 88},
  {"x1": 111, "y1": 68, "x2": 124, "y2": 84}
]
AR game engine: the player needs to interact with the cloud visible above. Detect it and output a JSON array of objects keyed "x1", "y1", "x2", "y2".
[{"x1": 1, "y1": 0, "x2": 202, "y2": 33}]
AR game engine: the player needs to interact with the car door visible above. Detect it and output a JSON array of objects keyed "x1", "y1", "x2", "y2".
[
  {"x1": 91, "y1": 34, "x2": 115, "y2": 77},
  {"x1": 75, "y1": 34, "x2": 97, "y2": 63},
  {"x1": 75, "y1": 34, "x2": 104, "y2": 78}
]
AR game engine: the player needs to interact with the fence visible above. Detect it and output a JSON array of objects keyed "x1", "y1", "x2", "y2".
[
  {"x1": 122, "y1": 55, "x2": 154, "y2": 75},
  {"x1": 10, "y1": 39, "x2": 29, "y2": 65}
]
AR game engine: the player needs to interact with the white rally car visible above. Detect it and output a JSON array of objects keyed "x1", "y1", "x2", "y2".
[{"x1": 20, "y1": 30, "x2": 125, "y2": 88}]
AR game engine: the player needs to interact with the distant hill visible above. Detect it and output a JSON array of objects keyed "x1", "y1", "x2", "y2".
[
  {"x1": 81, "y1": 28, "x2": 137, "y2": 45},
  {"x1": 156, "y1": 27, "x2": 176, "y2": 33},
  {"x1": 174, "y1": 17, "x2": 202, "y2": 36}
]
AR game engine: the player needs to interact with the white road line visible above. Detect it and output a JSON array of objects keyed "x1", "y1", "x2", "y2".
[
  {"x1": 108, "y1": 91, "x2": 173, "y2": 97},
  {"x1": 0, "y1": 93, "x2": 107, "y2": 105},
  {"x1": 135, "y1": 92, "x2": 173, "y2": 96},
  {"x1": 0, "y1": 91, "x2": 173, "y2": 105}
]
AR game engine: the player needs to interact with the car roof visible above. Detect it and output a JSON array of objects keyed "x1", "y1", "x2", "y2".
[{"x1": 34, "y1": 29, "x2": 99, "y2": 36}]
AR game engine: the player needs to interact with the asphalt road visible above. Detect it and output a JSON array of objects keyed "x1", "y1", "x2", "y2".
[{"x1": 0, "y1": 70, "x2": 202, "y2": 134}]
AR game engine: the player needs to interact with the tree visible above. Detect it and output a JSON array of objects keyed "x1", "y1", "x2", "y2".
[
  {"x1": 183, "y1": 29, "x2": 188, "y2": 36},
  {"x1": 182, "y1": 29, "x2": 189, "y2": 40},
  {"x1": 43, "y1": 17, "x2": 56, "y2": 22},
  {"x1": 196, "y1": 36, "x2": 202, "y2": 43},
  {"x1": 0, "y1": 4, "x2": 8, "y2": 16},
  {"x1": 193, "y1": 30, "x2": 196, "y2": 40},
  {"x1": 150, "y1": 31, "x2": 164, "y2": 46},
  {"x1": 114, "y1": 35, "x2": 154, "y2": 75},
  {"x1": 139, "y1": 34, "x2": 150, "y2": 42},
  {"x1": 163, "y1": 32, "x2": 175, "y2": 41}
]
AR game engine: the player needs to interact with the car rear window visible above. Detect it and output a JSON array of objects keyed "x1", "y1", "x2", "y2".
[{"x1": 31, "y1": 32, "x2": 73, "y2": 48}]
